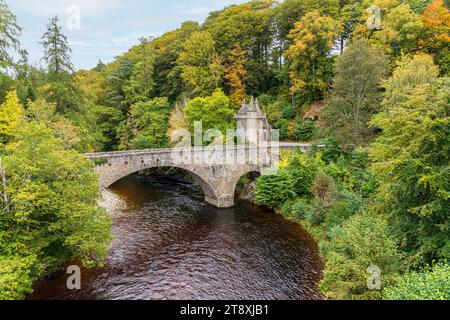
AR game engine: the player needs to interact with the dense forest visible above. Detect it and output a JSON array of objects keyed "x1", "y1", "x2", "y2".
[{"x1": 0, "y1": 0, "x2": 449, "y2": 300}]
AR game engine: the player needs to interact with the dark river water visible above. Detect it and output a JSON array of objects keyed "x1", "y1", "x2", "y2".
[{"x1": 29, "y1": 174, "x2": 323, "y2": 300}]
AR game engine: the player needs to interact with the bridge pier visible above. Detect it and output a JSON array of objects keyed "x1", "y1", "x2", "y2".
[{"x1": 205, "y1": 195, "x2": 235, "y2": 209}]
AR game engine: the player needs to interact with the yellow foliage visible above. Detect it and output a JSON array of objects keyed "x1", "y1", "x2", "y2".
[{"x1": 0, "y1": 91, "x2": 24, "y2": 140}]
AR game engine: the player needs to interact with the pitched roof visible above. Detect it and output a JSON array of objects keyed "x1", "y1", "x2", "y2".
[{"x1": 237, "y1": 96, "x2": 263, "y2": 114}]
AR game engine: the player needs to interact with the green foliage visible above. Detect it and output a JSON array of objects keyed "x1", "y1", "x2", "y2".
[
  {"x1": 204, "y1": 1, "x2": 274, "y2": 94},
  {"x1": 123, "y1": 39, "x2": 156, "y2": 105},
  {"x1": 183, "y1": 90, "x2": 235, "y2": 138},
  {"x1": 281, "y1": 198, "x2": 314, "y2": 221},
  {"x1": 383, "y1": 263, "x2": 450, "y2": 300},
  {"x1": 370, "y1": 54, "x2": 450, "y2": 266},
  {"x1": 287, "y1": 152, "x2": 320, "y2": 195},
  {"x1": 356, "y1": 3, "x2": 425, "y2": 57},
  {"x1": 0, "y1": 0, "x2": 21, "y2": 68},
  {"x1": 323, "y1": 39, "x2": 390, "y2": 147},
  {"x1": 255, "y1": 152, "x2": 320, "y2": 209},
  {"x1": 403, "y1": 0, "x2": 434, "y2": 13},
  {"x1": 0, "y1": 73, "x2": 13, "y2": 103},
  {"x1": 312, "y1": 138, "x2": 342, "y2": 164},
  {"x1": 324, "y1": 191, "x2": 365, "y2": 229},
  {"x1": 0, "y1": 121, "x2": 112, "y2": 299},
  {"x1": 320, "y1": 212, "x2": 403, "y2": 300},
  {"x1": 91, "y1": 105, "x2": 124, "y2": 151},
  {"x1": 123, "y1": 97, "x2": 172, "y2": 150},
  {"x1": 281, "y1": 105, "x2": 297, "y2": 119},
  {"x1": 177, "y1": 31, "x2": 223, "y2": 98},
  {"x1": 294, "y1": 120, "x2": 317, "y2": 141},
  {"x1": 305, "y1": 172, "x2": 340, "y2": 225},
  {"x1": 0, "y1": 255, "x2": 40, "y2": 300},
  {"x1": 41, "y1": 16, "x2": 74, "y2": 76},
  {"x1": 254, "y1": 171, "x2": 297, "y2": 209},
  {"x1": 0, "y1": 91, "x2": 24, "y2": 144}
]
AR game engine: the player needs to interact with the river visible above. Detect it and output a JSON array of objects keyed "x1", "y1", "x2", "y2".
[{"x1": 29, "y1": 174, "x2": 323, "y2": 300}]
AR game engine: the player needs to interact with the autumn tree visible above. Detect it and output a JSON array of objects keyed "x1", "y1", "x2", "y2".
[
  {"x1": 177, "y1": 31, "x2": 224, "y2": 98},
  {"x1": 0, "y1": 91, "x2": 24, "y2": 144},
  {"x1": 284, "y1": 10, "x2": 341, "y2": 104},
  {"x1": 224, "y1": 45, "x2": 247, "y2": 108},
  {"x1": 420, "y1": 0, "x2": 450, "y2": 74},
  {"x1": 204, "y1": 1, "x2": 274, "y2": 94},
  {"x1": 355, "y1": 3, "x2": 424, "y2": 57}
]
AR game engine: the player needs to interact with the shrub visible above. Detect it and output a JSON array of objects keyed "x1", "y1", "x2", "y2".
[
  {"x1": 310, "y1": 172, "x2": 339, "y2": 201},
  {"x1": 305, "y1": 198, "x2": 330, "y2": 225},
  {"x1": 313, "y1": 138, "x2": 342, "y2": 163},
  {"x1": 275, "y1": 119, "x2": 289, "y2": 140},
  {"x1": 383, "y1": 263, "x2": 450, "y2": 300},
  {"x1": 281, "y1": 198, "x2": 313, "y2": 221},
  {"x1": 294, "y1": 120, "x2": 317, "y2": 141},
  {"x1": 287, "y1": 153, "x2": 320, "y2": 196},
  {"x1": 324, "y1": 191, "x2": 365, "y2": 229},
  {"x1": 0, "y1": 255, "x2": 41, "y2": 300},
  {"x1": 281, "y1": 105, "x2": 297, "y2": 119},
  {"x1": 320, "y1": 212, "x2": 402, "y2": 300},
  {"x1": 254, "y1": 171, "x2": 296, "y2": 209}
]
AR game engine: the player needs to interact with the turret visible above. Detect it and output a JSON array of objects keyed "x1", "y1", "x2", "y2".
[{"x1": 234, "y1": 97, "x2": 272, "y2": 144}]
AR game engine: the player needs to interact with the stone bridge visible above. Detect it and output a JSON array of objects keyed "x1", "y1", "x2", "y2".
[{"x1": 86, "y1": 143, "x2": 310, "y2": 208}]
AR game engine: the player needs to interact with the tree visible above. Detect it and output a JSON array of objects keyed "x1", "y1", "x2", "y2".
[
  {"x1": 204, "y1": 1, "x2": 275, "y2": 94},
  {"x1": 420, "y1": 0, "x2": 450, "y2": 74},
  {"x1": 0, "y1": 91, "x2": 24, "y2": 144},
  {"x1": 224, "y1": 45, "x2": 247, "y2": 108},
  {"x1": 41, "y1": 16, "x2": 74, "y2": 77},
  {"x1": 177, "y1": 31, "x2": 224, "y2": 98},
  {"x1": 0, "y1": 121, "x2": 112, "y2": 299},
  {"x1": 370, "y1": 54, "x2": 450, "y2": 266},
  {"x1": 183, "y1": 89, "x2": 235, "y2": 138},
  {"x1": 104, "y1": 57, "x2": 135, "y2": 111},
  {"x1": 320, "y1": 212, "x2": 402, "y2": 300},
  {"x1": 355, "y1": 3, "x2": 424, "y2": 57},
  {"x1": 284, "y1": 11, "x2": 342, "y2": 104},
  {"x1": 323, "y1": 40, "x2": 390, "y2": 147},
  {"x1": 0, "y1": 0, "x2": 21, "y2": 68},
  {"x1": 402, "y1": 0, "x2": 434, "y2": 13},
  {"x1": 383, "y1": 263, "x2": 450, "y2": 300},
  {"x1": 13, "y1": 50, "x2": 42, "y2": 106},
  {"x1": 338, "y1": 1, "x2": 364, "y2": 53},
  {"x1": 152, "y1": 21, "x2": 201, "y2": 101},
  {"x1": 123, "y1": 39, "x2": 156, "y2": 104},
  {"x1": 119, "y1": 97, "x2": 172, "y2": 150}
]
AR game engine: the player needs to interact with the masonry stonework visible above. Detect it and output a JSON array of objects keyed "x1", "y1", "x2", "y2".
[{"x1": 87, "y1": 100, "x2": 310, "y2": 208}]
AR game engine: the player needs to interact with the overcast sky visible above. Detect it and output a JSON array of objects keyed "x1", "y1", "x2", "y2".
[{"x1": 8, "y1": 0, "x2": 248, "y2": 70}]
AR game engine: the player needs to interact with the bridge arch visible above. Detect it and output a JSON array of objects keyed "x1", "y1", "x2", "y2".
[
  {"x1": 87, "y1": 143, "x2": 309, "y2": 208},
  {"x1": 99, "y1": 162, "x2": 220, "y2": 205}
]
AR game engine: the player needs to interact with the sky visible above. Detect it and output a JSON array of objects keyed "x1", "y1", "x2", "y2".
[{"x1": 8, "y1": 0, "x2": 248, "y2": 70}]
